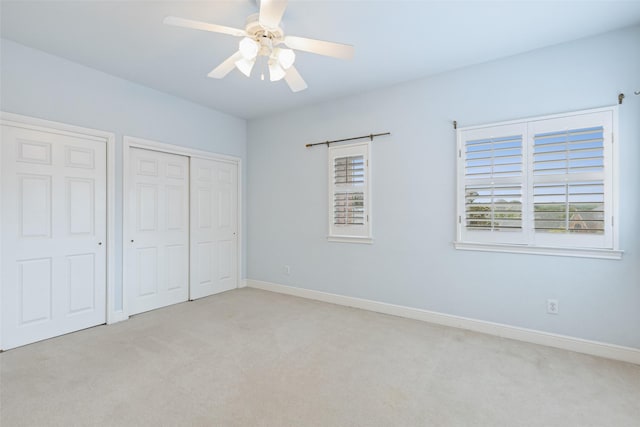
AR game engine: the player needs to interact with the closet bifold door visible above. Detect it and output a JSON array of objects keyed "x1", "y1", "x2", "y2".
[
  {"x1": 190, "y1": 157, "x2": 238, "y2": 300},
  {"x1": 127, "y1": 148, "x2": 189, "y2": 315},
  {"x1": 1, "y1": 124, "x2": 107, "y2": 349}
]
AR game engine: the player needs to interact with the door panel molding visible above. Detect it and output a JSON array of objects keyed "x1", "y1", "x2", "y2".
[
  {"x1": 0, "y1": 112, "x2": 117, "y2": 350},
  {"x1": 190, "y1": 157, "x2": 238, "y2": 299},
  {"x1": 123, "y1": 136, "x2": 242, "y2": 317},
  {"x1": 127, "y1": 148, "x2": 189, "y2": 315}
]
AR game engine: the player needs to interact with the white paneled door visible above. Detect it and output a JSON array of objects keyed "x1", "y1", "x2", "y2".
[
  {"x1": 127, "y1": 148, "x2": 189, "y2": 315},
  {"x1": 190, "y1": 157, "x2": 238, "y2": 299},
  {"x1": 1, "y1": 125, "x2": 107, "y2": 350}
]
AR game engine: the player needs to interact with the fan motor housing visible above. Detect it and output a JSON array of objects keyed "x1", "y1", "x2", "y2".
[{"x1": 245, "y1": 13, "x2": 283, "y2": 43}]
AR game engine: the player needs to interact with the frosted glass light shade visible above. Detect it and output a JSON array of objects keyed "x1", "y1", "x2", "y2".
[
  {"x1": 235, "y1": 57, "x2": 255, "y2": 77},
  {"x1": 275, "y1": 48, "x2": 295, "y2": 69},
  {"x1": 268, "y1": 62, "x2": 286, "y2": 81},
  {"x1": 239, "y1": 37, "x2": 259, "y2": 60}
]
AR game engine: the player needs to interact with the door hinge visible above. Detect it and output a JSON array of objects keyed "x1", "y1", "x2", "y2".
[
  {"x1": 611, "y1": 216, "x2": 614, "y2": 227},
  {"x1": 458, "y1": 149, "x2": 462, "y2": 158},
  {"x1": 458, "y1": 215, "x2": 462, "y2": 224}
]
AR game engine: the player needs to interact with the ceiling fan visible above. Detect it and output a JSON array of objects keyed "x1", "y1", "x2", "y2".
[{"x1": 163, "y1": 0, "x2": 354, "y2": 92}]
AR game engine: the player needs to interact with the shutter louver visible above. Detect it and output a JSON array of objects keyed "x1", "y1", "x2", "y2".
[
  {"x1": 334, "y1": 192, "x2": 365, "y2": 225},
  {"x1": 464, "y1": 134, "x2": 523, "y2": 232},
  {"x1": 334, "y1": 155, "x2": 365, "y2": 226},
  {"x1": 533, "y1": 126, "x2": 604, "y2": 234},
  {"x1": 465, "y1": 134, "x2": 523, "y2": 179},
  {"x1": 334, "y1": 155, "x2": 365, "y2": 184},
  {"x1": 465, "y1": 185, "x2": 522, "y2": 230}
]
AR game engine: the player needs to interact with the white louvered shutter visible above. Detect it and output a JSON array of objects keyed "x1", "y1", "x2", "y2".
[
  {"x1": 328, "y1": 142, "x2": 371, "y2": 241},
  {"x1": 459, "y1": 123, "x2": 527, "y2": 244},
  {"x1": 528, "y1": 111, "x2": 613, "y2": 248},
  {"x1": 457, "y1": 108, "x2": 614, "y2": 251}
]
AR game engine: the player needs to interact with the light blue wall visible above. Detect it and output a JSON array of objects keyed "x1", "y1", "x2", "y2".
[
  {"x1": 0, "y1": 39, "x2": 247, "y2": 312},
  {"x1": 247, "y1": 25, "x2": 640, "y2": 349}
]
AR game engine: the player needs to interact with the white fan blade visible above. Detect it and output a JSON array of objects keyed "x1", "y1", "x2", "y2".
[
  {"x1": 284, "y1": 36, "x2": 354, "y2": 59},
  {"x1": 208, "y1": 51, "x2": 243, "y2": 79},
  {"x1": 163, "y1": 16, "x2": 246, "y2": 37},
  {"x1": 284, "y1": 65, "x2": 307, "y2": 92},
  {"x1": 259, "y1": 0, "x2": 288, "y2": 29},
  {"x1": 284, "y1": 35, "x2": 354, "y2": 60}
]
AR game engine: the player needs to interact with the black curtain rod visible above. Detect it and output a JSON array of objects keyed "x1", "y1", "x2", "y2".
[{"x1": 305, "y1": 132, "x2": 391, "y2": 148}]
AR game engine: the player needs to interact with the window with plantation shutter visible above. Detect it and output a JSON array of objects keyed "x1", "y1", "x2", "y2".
[
  {"x1": 456, "y1": 107, "x2": 620, "y2": 259},
  {"x1": 328, "y1": 142, "x2": 372, "y2": 243},
  {"x1": 463, "y1": 124, "x2": 525, "y2": 244}
]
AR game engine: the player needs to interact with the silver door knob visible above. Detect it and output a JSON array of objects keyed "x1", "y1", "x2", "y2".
[{"x1": 98, "y1": 242, "x2": 103, "y2": 246}]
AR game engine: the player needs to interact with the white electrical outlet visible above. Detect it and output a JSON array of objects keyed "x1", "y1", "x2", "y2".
[
  {"x1": 284, "y1": 265, "x2": 291, "y2": 275},
  {"x1": 547, "y1": 299, "x2": 559, "y2": 314}
]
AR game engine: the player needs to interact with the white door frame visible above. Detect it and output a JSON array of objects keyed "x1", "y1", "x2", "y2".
[
  {"x1": 0, "y1": 112, "x2": 118, "y2": 349},
  {"x1": 123, "y1": 136, "x2": 242, "y2": 317}
]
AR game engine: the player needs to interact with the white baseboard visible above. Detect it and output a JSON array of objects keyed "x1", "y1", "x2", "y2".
[
  {"x1": 238, "y1": 279, "x2": 248, "y2": 288},
  {"x1": 246, "y1": 279, "x2": 640, "y2": 365}
]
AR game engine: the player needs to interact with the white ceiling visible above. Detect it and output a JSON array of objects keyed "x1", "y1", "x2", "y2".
[{"x1": 2, "y1": 1, "x2": 640, "y2": 119}]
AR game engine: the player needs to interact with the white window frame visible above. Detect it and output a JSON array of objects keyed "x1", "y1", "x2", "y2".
[
  {"x1": 455, "y1": 106, "x2": 622, "y2": 260},
  {"x1": 328, "y1": 141, "x2": 372, "y2": 244}
]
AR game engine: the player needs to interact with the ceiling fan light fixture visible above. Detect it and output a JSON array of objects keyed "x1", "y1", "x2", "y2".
[
  {"x1": 274, "y1": 47, "x2": 295, "y2": 70},
  {"x1": 163, "y1": 0, "x2": 354, "y2": 93},
  {"x1": 239, "y1": 37, "x2": 259, "y2": 60},
  {"x1": 268, "y1": 61, "x2": 286, "y2": 82},
  {"x1": 235, "y1": 57, "x2": 255, "y2": 77}
]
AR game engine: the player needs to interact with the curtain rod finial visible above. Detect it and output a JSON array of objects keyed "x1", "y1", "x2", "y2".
[
  {"x1": 618, "y1": 93, "x2": 625, "y2": 104},
  {"x1": 453, "y1": 120, "x2": 458, "y2": 130}
]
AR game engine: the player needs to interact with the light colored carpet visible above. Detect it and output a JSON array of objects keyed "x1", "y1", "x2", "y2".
[{"x1": 1, "y1": 287, "x2": 639, "y2": 426}]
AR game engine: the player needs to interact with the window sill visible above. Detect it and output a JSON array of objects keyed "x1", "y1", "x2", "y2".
[
  {"x1": 328, "y1": 236, "x2": 373, "y2": 244},
  {"x1": 454, "y1": 241, "x2": 623, "y2": 260}
]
